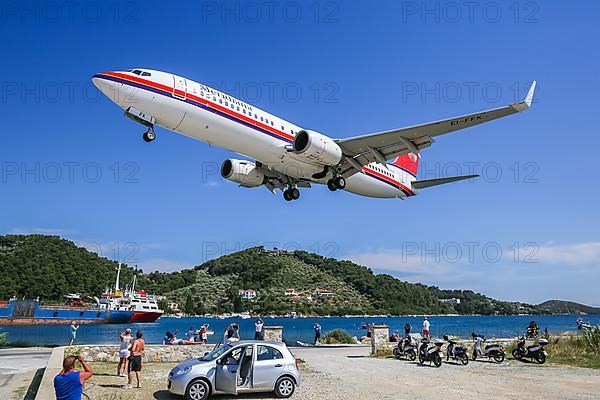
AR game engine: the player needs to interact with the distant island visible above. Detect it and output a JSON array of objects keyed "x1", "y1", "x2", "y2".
[{"x1": 1, "y1": 234, "x2": 598, "y2": 316}]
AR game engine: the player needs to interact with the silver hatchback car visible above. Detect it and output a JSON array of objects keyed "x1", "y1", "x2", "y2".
[{"x1": 168, "y1": 340, "x2": 301, "y2": 400}]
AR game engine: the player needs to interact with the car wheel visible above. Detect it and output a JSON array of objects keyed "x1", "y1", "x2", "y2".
[
  {"x1": 185, "y1": 379, "x2": 210, "y2": 400},
  {"x1": 275, "y1": 376, "x2": 295, "y2": 398}
]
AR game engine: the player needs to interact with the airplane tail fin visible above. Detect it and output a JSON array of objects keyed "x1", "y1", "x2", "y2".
[{"x1": 390, "y1": 152, "x2": 419, "y2": 177}]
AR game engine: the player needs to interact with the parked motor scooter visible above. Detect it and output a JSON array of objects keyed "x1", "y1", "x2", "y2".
[
  {"x1": 443, "y1": 335, "x2": 469, "y2": 365},
  {"x1": 471, "y1": 333, "x2": 505, "y2": 363},
  {"x1": 418, "y1": 337, "x2": 444, "y2": 367},
  {"x1": 512, "y1": 336, "x2": 548, "y2": 364},
  {"x1": 393, "y1": 335, "x2": 417, "y2": 361}
]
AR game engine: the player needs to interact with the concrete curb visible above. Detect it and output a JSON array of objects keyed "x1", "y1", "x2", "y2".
[{"x1": 34, "y1": 346, "x2": 65, "y2": 400}]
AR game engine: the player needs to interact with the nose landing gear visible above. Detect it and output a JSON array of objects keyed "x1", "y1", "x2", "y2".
[
  {"x1": 143, "y1": 127, "x2": 156, "y2": 142},
  {"x1": 327, "y1": 176, "x2": 346, "y2": 191},
  {"x1": 283, "y1": 187, "x2": 300, "y2": 201}
]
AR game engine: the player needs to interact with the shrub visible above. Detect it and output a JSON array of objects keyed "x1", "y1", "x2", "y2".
[
  {"x1": 323, "y1": 329, "x2": 355, "y2": 344},
  {"x1": 0, "y1": 332, "x2": 7, "y2": 346},
  {"x1": 582, "y1": 326, "x2": 600, "y2": 354}
]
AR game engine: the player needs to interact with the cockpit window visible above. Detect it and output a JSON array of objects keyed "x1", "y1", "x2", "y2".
[
  {"x1": 141, "y1": 72, "x2": 151, "y2": 77},
  {"x1": 132, "y1": 70, "x2": 142, "y2": 75}
]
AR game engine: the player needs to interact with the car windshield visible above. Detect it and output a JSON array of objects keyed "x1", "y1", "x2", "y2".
[{"x1": 199, "y1": 344, "x2": 232, "y2": 361}]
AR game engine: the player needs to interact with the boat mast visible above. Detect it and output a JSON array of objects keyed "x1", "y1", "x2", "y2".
[{"x1": 115, "y1": 263, "x2": 121, "y2": 292}]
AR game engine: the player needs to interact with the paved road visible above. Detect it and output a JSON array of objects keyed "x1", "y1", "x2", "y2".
[{"x1": 0, "y1": 348, "x2": 51, "y2": 400}]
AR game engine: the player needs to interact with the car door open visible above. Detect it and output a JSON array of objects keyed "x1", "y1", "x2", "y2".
[{"x1": 214, "y1": 346, "x2": 246, "y2": 395}]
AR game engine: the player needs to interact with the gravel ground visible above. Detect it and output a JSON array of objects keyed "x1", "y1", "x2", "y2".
[{"x1": 82, "y1": 346, "x2": 600, "y2": 400}]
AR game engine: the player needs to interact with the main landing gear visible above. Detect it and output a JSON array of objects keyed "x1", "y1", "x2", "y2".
[
  {"x1": 142, "y1": 126, "x2": 156, "y2": 142},
  {"x1": 327, "y1": 176, "x2": 346, "y2": 191},
  {"x1": 283, "y1": 187, "x2": 300, "y2": 201}
]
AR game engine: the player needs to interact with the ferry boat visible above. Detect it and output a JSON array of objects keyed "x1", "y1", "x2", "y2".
[
  {"x1": 125, "y1": 276, "x2": 164, "y2": 323},
  {"x1": 0, "y1": 298, "x2": 132, "y2": 325},
  {"x1": 101, "y1": 265, "x2": 164, "y2": 323}
]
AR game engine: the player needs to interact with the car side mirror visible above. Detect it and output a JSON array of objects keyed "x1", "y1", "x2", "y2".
[
  {"x1": 215, "y1": 358, "x2": 222, "y2": 365},
  {"x1": 203, "y1": 352, "x2": 209, "y2": 357}
]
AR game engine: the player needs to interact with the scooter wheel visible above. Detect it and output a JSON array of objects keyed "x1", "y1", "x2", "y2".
[
  {"x1": 408, "y1": 350, "x2": 417, "y2": 361},
  {"x1": 460, "y1": 355, "x2": 469, "y2": 365},
  {"x1": 433, "y1": 354, "x2": 443, "y2": 368},
  {"x1": 493, "y1": 352, "x2": 505, "y2": 363},
  {"x1": 536, "y1": 352, "x2": 546, "y2": 364},
  {"x1": 393, "y1": 348, "x2": 401, "y2": 359},
  {"x1": 512, "y1": 349, "x2": 523, "y2": 360}
]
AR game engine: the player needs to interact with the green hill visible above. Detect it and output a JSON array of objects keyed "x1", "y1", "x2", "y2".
[
  {"x1": 0, "y1": 234, "x2": 596, "y2": 316},
  {"x1": 535, "y1": 300, "x2": 600, "y2": 315}
]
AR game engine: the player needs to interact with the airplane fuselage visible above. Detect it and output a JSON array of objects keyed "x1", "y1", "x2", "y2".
[{"x1": 92, "y1": 69, "x2": 418, "y2": 199}]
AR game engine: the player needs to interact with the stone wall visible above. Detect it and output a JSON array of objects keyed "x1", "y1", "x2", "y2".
[
  {"x1": 370, "y1": 325, "x2": 391, "y2": 354},
  {"x1": 70, "y1": 344, "x2": 213, "y2": 363},
  {"x1": 263, "y1": 326, "x2": 283, "y2": 342}
]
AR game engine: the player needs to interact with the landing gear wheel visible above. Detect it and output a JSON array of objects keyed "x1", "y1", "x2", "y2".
[
  {"x1": 334, "y1": 176, "x2": 346, "y2": 189},
  {"x1": 290, "y1": 188, "x2": 300, "y2": 200},
  {"x1": 143, "y1": 129, "x2": 156, "y2": 142},
  {"x1": 327, "y1": 179, "x2": 338, "y2": 191},
  {"x1": 283, "y1": 190, "x2": 293, "y2": 201}
]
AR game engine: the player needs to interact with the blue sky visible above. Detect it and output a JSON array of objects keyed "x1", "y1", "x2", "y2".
[{"x1": 1, "y1": 1, "x2": 599, "y2": 305}]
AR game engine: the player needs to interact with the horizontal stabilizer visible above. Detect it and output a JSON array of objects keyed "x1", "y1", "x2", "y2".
[{"x1": 412, "y1": 174, "x2": 479, "y2": 189}]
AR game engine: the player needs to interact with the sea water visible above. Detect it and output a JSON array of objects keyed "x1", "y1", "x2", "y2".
[{"x1": 2, "y1": 314, "x2": 598, "y2": 346}]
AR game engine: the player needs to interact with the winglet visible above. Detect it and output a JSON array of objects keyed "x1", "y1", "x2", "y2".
[
  {"x1": 513, "y1": 80, "x2": 536, "y2": 112},
  {"x1": 524, "y1": 80, "x2": 536, "y2": 108}
]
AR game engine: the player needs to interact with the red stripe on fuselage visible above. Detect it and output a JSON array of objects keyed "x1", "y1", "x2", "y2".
[
  {"x1": 99, "y1": 72, "x2": 295, "y2": 142},
  {"x1": 363, "y1": 166, "x2": 415, "y2": 196}
]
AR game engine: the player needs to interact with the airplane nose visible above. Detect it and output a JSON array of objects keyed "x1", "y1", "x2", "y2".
[{"x1": 92, "y1": 72, "x2": 123, "y2": 106}]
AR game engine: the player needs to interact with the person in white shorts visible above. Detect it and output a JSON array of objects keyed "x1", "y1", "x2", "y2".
[{"x1": 117, "y1": 328, "x2": 133, "y2": 377}]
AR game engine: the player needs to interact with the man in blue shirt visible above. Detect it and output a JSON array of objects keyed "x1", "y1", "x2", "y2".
[{"x1": 54, "y1": 354, "x2": 93, "y2": 400}]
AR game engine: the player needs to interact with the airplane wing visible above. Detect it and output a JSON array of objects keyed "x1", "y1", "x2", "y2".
[{"x1": 335, "y1": 81, "x2": 536, "y2": 177}]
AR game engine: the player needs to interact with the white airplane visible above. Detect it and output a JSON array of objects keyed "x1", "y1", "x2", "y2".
[{"x1": 92, "y1": 69, "x2": 535, "y2": 201}]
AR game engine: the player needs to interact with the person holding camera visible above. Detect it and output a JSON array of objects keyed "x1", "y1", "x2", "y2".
[
  {"x1": 117, "y1": 328, "x2": 133, "y2": 377},
  {"x1": 54, "y1": 354, "x2": 93, "y2": 400}
]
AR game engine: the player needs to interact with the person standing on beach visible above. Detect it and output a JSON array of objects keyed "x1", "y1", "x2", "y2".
[
  {"x1": 254, "y1": 318, "x2": 264, "y2": 340},
  {"x1": 117, "y1": 328, "x2": 133, "y2": 377},
  {"x1": 54, "y1": 354, "x2": 93, "y2": 400},
  {"x1": 404, "y1": 322, "x2": 412, "y2": 336},
  {"x1": 125, "y1": 330, "x2": 144, "y2": 389},
  {"x1": 422, "y1": 317, "x2": 430, "y2": 339},
  {"x1": 314, "y1": 323, "x2": 322, "y2": 345},
  {"x1": 69, "y1": 321, "x2": 79, "y2": 346}
]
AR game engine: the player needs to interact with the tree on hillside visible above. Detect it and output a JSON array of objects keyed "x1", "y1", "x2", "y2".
[{"x1": 184, "y1": 293, "x2": 195, "y2": 315}]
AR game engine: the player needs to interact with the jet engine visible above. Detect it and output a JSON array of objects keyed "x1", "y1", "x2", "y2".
[
  {"x1": 293, "y1": 129, "x2": 343, "y2": 166},
  {"x1": 220, "y1": 159, "x2": 265, "y2": 187}
]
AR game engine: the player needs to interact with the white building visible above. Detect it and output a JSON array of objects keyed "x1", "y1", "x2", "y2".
[
  {"x1": 440, "y1": 298, "x2": 461, "y2": 306},
  {"x1": 239, "y1": 289, "x2": 257, "y2": 300}
]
